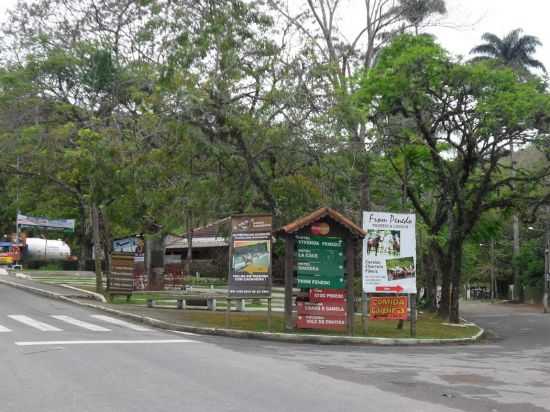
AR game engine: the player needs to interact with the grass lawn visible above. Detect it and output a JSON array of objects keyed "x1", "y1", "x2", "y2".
[{"x1": 109, "y1": 306, "x2": 479, "y2": 339}]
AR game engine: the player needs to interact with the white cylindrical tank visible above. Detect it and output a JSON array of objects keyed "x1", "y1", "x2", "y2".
[{"x1": 24, "y1": 238, "x2": 71, "y2": 261}]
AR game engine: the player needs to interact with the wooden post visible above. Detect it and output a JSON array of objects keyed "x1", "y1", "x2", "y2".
[
  {"x1": 225, "y1": 298, "x2": 230, "y2": 328},
  {"x1": 363, "y1": 293, "x2": 369, "y2": 336},
  {"x1": 410, "y1": 294, "x2": 417, "y2": 337},
  {"x1": 267, "y1": 297, "x2": 272, "y2": 331},
  {"x1": 345, "y1": 237, "x2": 355, "y2": 336},
  {"x1": 284, "y1": 237, "x2": 295, "y2": 331}
]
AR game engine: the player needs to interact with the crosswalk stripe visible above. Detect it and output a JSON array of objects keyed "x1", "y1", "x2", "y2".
[
  {"x1": 8, "y1": 315, "x2": 63, "y2": 332},
  {"x1": 51, "y1": 315, "x2": 111, "y2": 332},
  {"x1": 90, "y1": 315, "x2": 151, "y2": 331},
  {"x1": 0, "y1": 324, "x2": 11, "y2": 332}
]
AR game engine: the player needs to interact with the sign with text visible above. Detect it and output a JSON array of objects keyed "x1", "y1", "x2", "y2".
[
  {"x1": 309, "y1": 289, "x2": 347, "y2": 303},
  {"x1": 296, "y1": 288, "x2": 347, "y2": 331},
  {"x1": 362, "y1": 211, "x2": 416, "y2": 294},
  {"x1": 296, "y1": 315, "x2": 346, "y2": 331},
  {"x1": 297, "y1": 301, "x2": 347, "y2": 317},
  {"x1": 369, "y1": 296, "x2": 408, "y2": 320},
  {"x1": 228, "y1": 215, "x2": 272, "y2": 297},
  {"x1": 17, "y1": 214, "x2": 75, "y2": 233},
  {"x1": 296, "y1": 235, "x2": 344, "y2": 290}
]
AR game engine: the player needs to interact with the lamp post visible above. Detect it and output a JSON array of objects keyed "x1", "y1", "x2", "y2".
[{"x1": 527, "y1": 225, "x2": 549, "y2": 313}]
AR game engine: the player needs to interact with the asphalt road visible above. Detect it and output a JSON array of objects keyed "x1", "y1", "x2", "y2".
[{"x1": 1, "y1": 285, "x2": 549, "y2": 412}]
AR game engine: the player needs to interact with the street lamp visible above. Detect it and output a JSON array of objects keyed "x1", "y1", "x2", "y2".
[{"x1": 527, "y1": 225, "x2": 549, "y2": 314}]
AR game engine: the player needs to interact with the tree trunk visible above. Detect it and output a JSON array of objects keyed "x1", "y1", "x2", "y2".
[
  {"x1": 91, "y1": 203, "x2": 103, "y2": 293},
  {"x1": 512, "y1": 214, "x2": 522, "y2": 301},
  {"x1": 145, "y1": 235, "x2": 153, "y2": 288},
  {"x1": 424, "y1": 249, "x2": 439, "y2": 312},
  {"x1": 99, "y1": 207, "x2": 113, "y2": 285},
  {"x1": 448, "y1": 243, "x2": 463, "y2": 324},
  {"x1": 78, "y1": 204, "x2": 92, "y2": 271},
  {"x1": 438, "y1": 257, "x2": 450, "y2": 319},
  {"x1": 359, "y1": 162, "x2": 371, "y2": 212},
  {"x1": 185, "y1": 211, "x2": 193, "y2": 277}
]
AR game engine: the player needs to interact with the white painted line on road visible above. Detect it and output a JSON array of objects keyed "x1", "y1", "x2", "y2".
[
  {"x1": 0, "y1": 324, "x2": 12, "y2": 332},
  {"x1": 167, "y1": 330, "x2": 200, "y2": 336},
  {"x1": 15, "y1": 339, "x2": 196, "y2": 346},
  {"x1": 90, "y1": 315, "x2": 151, "y2": 331},
  {"x1": 8, "y1": 315, "x2": 63, "y2": 332},
  {"x1": 51, "y1": 315, "x2": 111, "y2": 332}
]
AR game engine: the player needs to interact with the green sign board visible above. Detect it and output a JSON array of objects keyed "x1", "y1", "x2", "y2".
[
  {"x1": 296, "y1": 235, "x2": 345, "y2": 290},
  {"x1": 297, "y1": 275, "x2": 344, "y2": 289},
  {"x1": 296, "y1": 260, "x2": 344, "y2": 277},
  {"x1": 296, "y1": 236, "x2": 343, "y2": 249}
]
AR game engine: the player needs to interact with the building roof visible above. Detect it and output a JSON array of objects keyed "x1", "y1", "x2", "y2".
[
  {"x1": 276, "y1": 207, "x2": 366, "y2": 238},
  {"x1": 164, "y1": 217, "x2": 231, "y2": 250},
  {"x1": 164, "y1": 235, "x2": 228, "y2": 250}
]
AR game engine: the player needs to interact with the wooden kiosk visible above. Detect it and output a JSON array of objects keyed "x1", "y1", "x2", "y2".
[{"x1": 276, "y1": 208, "x2": 366, "y2": 335}]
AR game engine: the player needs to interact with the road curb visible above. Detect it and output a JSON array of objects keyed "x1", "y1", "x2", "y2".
[
  {"x1": 59, "y1": 284, "x2": 108, "y2": 303},
  {"x1": 0, "y1": 278, "x2": 485, "y2": 346}
]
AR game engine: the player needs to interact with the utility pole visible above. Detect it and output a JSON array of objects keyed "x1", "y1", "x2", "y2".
[
  {"x1": 544, "y1": 221, "x2": 549, "y2": 313},
  {"x1": 511, "y1": 146, "x2": 521, "y2": 301},
  {"x1": 490, "y1": 238, "x2": 496, "y2": 302}
]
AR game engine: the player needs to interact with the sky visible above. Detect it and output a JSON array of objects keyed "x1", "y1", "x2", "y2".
[{"x1": 0, "y1": 0, "x2": 549, "y2": 71}]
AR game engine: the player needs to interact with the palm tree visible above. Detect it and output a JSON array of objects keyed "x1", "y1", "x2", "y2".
[{"x1": 470, "y1": 28, "x2": 546, "y2": 74}]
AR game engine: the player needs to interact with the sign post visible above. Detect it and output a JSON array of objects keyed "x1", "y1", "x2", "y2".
[
  {"x1": 362, "y1": 211, "x2": 417, "y2": 336},
  {"x1": 276, "y1": 208, "x2": 365, "y2": 335},
  {"x1": 227, "y1": 214, "x2": 273, "y2": 328}
]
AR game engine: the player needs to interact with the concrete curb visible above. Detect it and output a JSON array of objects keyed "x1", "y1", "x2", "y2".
[
  {"x1": 59, "y1": 284, "x2": 107, "y2": 303},
  {"x1": 0, "y1": 278, "x2": 485, "y2": 346}
]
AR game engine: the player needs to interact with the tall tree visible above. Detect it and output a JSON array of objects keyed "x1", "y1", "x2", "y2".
[
  {"x1": 357, "y1": 35, "x2": 550, "y2": 322},
  {"x1": 470, "y1": 28, "x2": 546, "y2": 300},
  {"x1": 269, "y1": 0, "x2": 447, "y2": 214},
  {"x1": 470, "y1": 28, "x2": 546, "y2": 74}
]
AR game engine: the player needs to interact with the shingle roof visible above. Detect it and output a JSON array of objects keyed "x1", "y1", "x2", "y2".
[{"x1": 276, "y1": 207, "x2": 365, "y2": 238}]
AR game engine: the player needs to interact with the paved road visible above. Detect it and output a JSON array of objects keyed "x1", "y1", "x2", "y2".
[{"x1": 1, "y1": 285, "x2": 548, "y2": 412}]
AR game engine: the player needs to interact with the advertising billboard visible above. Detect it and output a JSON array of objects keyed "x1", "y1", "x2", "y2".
[{"x1": 362, "y1": 211, "x2": 416, "y2": 294}]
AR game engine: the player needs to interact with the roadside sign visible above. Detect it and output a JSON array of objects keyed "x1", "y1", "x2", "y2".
[
  {"x1": 296, "y1": 315, "x2": 346, "y2": 331},
  {"x1": 228, "y1": 215, "x2": 273, "y2": 297},
  {"x1": 296, "y1": 301, "x2": 347, "y2": 317},
  {"x1": 369, "y1": 296, "x2": 408, "y2": 320},
  {"x1": 296, "y1": 235, "x2": 345, "y2": 290},
  {"x1": 362, "y1": 211, "x2": 417, "y2": 294},
  {"x1": 309, "y1": 289, "x2": 346, "y2": 302}
]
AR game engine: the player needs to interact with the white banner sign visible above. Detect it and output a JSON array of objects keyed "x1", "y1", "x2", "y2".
[
  {"x1": 362, "y1": 211, "x2": 416, "y2": 294},
  {"x1": 17, "y1": 214, "x2": 75, "y2": 232}
]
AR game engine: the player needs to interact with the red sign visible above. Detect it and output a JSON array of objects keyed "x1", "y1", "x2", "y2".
[
  {"x1": 369, "y1": 296, "x2": 408, "y2": 320},
  {"x1": 296, "y1": 315, "x2": 346, "y2": 331},
  {"x1": 375, "y1": 285, "x2": 404, "y2": 293},
  {"x1": 311, "y1": 222, "x2": 330, "y2": 236},
  {"x1": 309, "y1": 289, "x2": 346, "y2": 303},
  {"x1": 297, "y1": 301, "x2": 347, "y2": 317}
]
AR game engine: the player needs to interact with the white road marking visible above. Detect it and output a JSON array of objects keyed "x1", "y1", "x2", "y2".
[
  {"x1": 90, "y1": 315, "x2": 151, "y2": 331},
  {"x1": 51, "y1": 315, "x2": 111, "y2": 332},
  {"x1": 0, "y1": 324, "x2": 12, "y2": 332},
  {"x1": 8, "y1": 315, "x2": 63, "y2": 332},
  {"x1": 15, "y1": 339, "x2": 195, "y2": 346},
  {"x1": 167, "y1": 330, "x2": 199, "y2": 336}
]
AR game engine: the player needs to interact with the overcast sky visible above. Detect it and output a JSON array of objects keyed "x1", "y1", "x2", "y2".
[{"x1": 1, "y1": 0, "x2": 549, "y2": 72}]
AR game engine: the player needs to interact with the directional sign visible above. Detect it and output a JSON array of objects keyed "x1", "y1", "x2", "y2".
[
  {"x1": 297, "y1": 276, "x2": 344, "y2": 289},
  {"x1": 309, "y1": 289, "x2": 346, "y2": 303},
  {"x1": 296, "y1": 234, "x2": 345, "y2": 290},
  {"x1": 297, "y1": 301, "x2": 347, "y2": 317},
  {"x1": 375, "y1": 285, "x2": 404, "y2": 293},
  {"x1": 296, "y1": 315, "x2": 346, "y2": 331}
]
